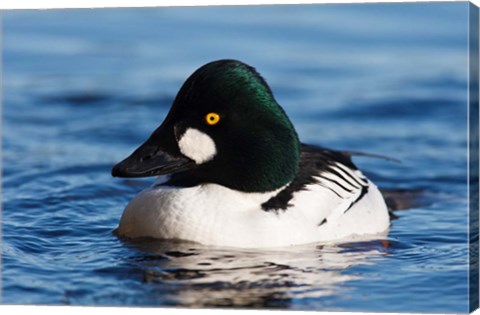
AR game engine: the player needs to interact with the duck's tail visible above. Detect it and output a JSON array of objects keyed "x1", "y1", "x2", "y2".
[{"x1": 341, "y1": 151, "x2": 401, "y2": 163}]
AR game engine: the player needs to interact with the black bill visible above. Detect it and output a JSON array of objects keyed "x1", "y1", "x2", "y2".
[{"x1": 111, "y1": 143, "x2": 195, "y2": 178}]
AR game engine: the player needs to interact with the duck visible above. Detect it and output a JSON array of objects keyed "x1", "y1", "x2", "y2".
[{"x1": 112, "y1": 59, "x2": 390, "y2": 248}]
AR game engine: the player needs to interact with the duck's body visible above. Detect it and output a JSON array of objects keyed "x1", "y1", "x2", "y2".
[
  {"x1": 118, "y1": 146, "x2": 389, "y2": 248},
  {"x1": 112, "y1": 59, "x2": 390, "y2": 248}
]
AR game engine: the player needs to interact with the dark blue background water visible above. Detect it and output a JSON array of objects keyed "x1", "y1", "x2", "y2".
[{"x1": 2, "y1": 3, "x2": 471, "y2": 312}]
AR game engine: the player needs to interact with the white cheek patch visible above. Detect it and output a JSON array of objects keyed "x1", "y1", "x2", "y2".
[{"x1": 178, "y1": 128, "x2": 217, "y2": 164}]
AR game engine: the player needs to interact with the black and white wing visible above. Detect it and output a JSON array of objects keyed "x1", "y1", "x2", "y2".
[{"x1": 262, "y1": 144, "x2": 370, "y2": 213}]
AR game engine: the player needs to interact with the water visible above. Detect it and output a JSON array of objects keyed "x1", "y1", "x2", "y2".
[{"x1": 1, "y1": 3, "x2": 471, "y2": 312}]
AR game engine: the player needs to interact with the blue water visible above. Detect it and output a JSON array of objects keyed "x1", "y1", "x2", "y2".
[{"x1": 1, "y1": 3, "x2": 471, "y2": 312}]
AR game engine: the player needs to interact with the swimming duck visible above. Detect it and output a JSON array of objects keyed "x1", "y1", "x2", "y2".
[{"x1": 112, "y1": 59, "x2": 389, "y2": 248}]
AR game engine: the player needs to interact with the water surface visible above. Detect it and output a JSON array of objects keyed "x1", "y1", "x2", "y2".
[{"x1": 2, "y1": 3, "x2": 471, "y2": 312}]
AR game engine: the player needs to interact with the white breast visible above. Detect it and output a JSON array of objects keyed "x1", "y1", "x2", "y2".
[{"x1": 117, "y1": 177, "x2": 390, "y2": 248}]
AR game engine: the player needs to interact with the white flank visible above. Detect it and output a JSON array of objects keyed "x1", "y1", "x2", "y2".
[
  {"x1": 178, "y1": 128, "x2": 217, "y2": 164},
  {"x1": 117, "y1": 178, "x2": 389, "y2": 248}
]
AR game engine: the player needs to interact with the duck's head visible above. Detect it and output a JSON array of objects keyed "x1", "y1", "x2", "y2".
[{"x1": 112, "y1": 59, "x2": 300, "y2": 192}]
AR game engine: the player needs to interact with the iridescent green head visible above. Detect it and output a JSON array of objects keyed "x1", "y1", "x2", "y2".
[{"x1": 113, "y1": 59, "x2": 301, "y2": 192}]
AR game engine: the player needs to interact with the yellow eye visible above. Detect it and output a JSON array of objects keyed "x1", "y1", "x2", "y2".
[{"x1": 205, "y1": 112, "x2": 221, "y2": 125}]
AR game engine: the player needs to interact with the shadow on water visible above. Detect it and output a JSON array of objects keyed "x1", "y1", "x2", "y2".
[{"x1": 381, "y1": 188, "x2": 445, "y2": 212}]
